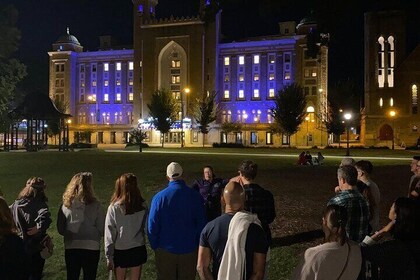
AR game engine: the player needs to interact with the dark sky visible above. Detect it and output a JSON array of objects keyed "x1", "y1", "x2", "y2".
[{"x1": 5, "y1": 0, "x2": 420, "y2": 95}]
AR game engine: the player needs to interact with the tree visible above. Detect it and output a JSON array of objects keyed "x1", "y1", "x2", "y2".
[
  {"x1": 47, "y1": 98, "x2": 69, "y2": 145},
  {"x1": 221, "y1": 122, "x2": 242, "y2": 143},
  {"x1": 271, "y1": 83, "x2": 307, "y2": 146},
  {"x1": 194, "y1": 91, "x2": 218, "y2": 147},
  {"x1": 147, "y1": 89, "x2": 177, "y2": 147},
  {"x1": 0, "y1": 5, "x2": 27, "y2": 135},
  {"x1": 129, "y1": 128, "x2": 147, "y2": 152}
]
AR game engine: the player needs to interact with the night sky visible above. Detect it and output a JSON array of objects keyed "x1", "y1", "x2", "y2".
[{"x1": 4, "y1": 0, "x2": 420, "y2": 97}]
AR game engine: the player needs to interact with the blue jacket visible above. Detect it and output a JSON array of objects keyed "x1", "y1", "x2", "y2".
[{"x1": 147, "y1": 180, "x2": 206, "y2": 254}]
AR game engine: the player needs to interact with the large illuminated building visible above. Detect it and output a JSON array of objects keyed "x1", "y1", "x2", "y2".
[
  {"x1": 48, "y1": 0, "x2": 328, "y2": 147},
  {"x1": 361, "y1": 11, "x2": 420, "y2": 148}
]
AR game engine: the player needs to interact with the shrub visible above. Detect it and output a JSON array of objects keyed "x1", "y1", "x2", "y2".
[{"x1": 212, "y1": 143, "x2": 244, "y2": 148}]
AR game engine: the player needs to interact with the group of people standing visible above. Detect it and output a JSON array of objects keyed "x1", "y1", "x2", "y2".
[
  {"x1": 0, "y1": 159, "x2": 275, "y2": 280},
  {"x1": 293, "y1": 156, "x2": 420, "y2": 279}
]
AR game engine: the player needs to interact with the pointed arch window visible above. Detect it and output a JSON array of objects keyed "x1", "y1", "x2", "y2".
[
  {"x1": 412, "y1": 84, "x2": 418, "y2": 114},
  {"x1": 377, "y1": 37, "x2": 385, "y2": 88},
  {"x1": 387, "y1": 36, "x2": 394, "y2": 87}
]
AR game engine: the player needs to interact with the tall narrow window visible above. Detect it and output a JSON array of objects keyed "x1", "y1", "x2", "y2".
[
  {"x1": 387, "y1": 36, "x2": 394, "y2": 87},
  {"x1": 390, "y1": 97, "x2": 394, "y2": 107},
  {"x1": 412, "y1": 84, "x2": 418, "y2": 114},
  {"x1": 104, "y1": 63, "x2": 109, "y2": 72},
  {"x1": 238, "y1": 56, "x2": 245, "y2": 65},
  {"x1": 224, "y1": 57, "x2": 230, "y2": 66},
  {"x1": 378, "y1": 37, "x2": 385, "y2": 88},
  {"x1": 379, "y1": 97, "x2": 383, "y2": 107}
]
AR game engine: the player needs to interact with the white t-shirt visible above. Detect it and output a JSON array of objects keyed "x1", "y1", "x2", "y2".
[{"x1": 292, "y1": 241, "x2": 362, "y2": 280}]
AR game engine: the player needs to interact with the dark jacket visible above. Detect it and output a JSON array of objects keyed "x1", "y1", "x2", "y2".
[
  {"x1": 192, "y1": 178, "x2": 227, "y2": 221},
  {"x1": 243, "y1": 183, "x2": 276, "y2": 244},
  {"x1": 0, "y1": 234, "x2": 30, "y2": 280}
]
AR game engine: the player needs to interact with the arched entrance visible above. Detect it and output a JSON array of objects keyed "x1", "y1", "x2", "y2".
[{"x1": 379, "y1": 124, "x2": 393, "y2": 140}]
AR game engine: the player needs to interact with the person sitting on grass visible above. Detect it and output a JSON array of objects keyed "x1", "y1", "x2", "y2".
[{"x1": 292, "y1": 204, "x2": 362, "y2": 280}]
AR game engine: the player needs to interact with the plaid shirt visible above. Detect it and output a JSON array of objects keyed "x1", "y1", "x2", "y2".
[
  {"x1": 328, "y1": 189, "x2": 370, "y2": 242},
  {"x1": 243, "y1": 183, "x2": 276, "y2": 244}
]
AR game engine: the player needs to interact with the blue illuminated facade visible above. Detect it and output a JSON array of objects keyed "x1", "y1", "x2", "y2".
[{"x1": 48, "y1": 2, "x2": 328, "y2": 146}]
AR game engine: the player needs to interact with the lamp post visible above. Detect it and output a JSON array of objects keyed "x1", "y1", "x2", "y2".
[
  {"x1": 243, "y1": 113, "x2": 248, "y2": 145},
  {"x1": 305, "y1": 116, "x2": 310, "y2": 146},
  {"x1": 389, "y1": 110, "x2": 396, "y2": 150},
  {"x1": 180, "y1": 87, "x2": 190, "y2": 148},
  {"x1": 344, "y1": 112, "x2": 352, "y2": 156}
]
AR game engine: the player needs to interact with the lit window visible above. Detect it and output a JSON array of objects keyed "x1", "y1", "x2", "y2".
[
  {"x1": 129, "y1": 78, "x2": 133, "y2": 86},
  {"x1": 116, "y1": 80, "x2": 121, "y2": 86},
  {"x1": 269, "y1": 54, "x2": 275, "y2": 64},
  {"x1": 224, "y1": 75, "x2": 229, "y2": 82},
  {"x1": 81, "y1": 81, "x2": 85, "y2": 87},
  {"x1": 253, "y1": 55, "x2": 260, "y2": 64},
  {"x1": 378, "y1": 37, "x2": 385, "y2": 88},
  {"x1": 90, "y1": 94, "x2": 97, "y2": 102},
  {"x1": 128, "y1": 93, "x2": 134, "y2": 101},
  {"x1": 116, "y1": 94, "x2": 121, "y2": 102},
  {"x1": 104, "y1": 80, "x2": 109, "y2": 86},
  {"x1": 269, "y1": 73, "x2": 275, "y2": 80},
  {"x1": 104, "y1": 94, "x2": 109, "y2": 102},
  {"x1": 224, "y1": 90, "x2": 230, "y2": 99},
  {"x1": 284, "y1": 72, "x2": 291, "y2": 80},
  {"x1": 238, "y1": 90, "x2": 244, "y2": 99},
  {"x1": 269, "y1": 89, "x2": 275, "y2": 98},
  {"x1": 238, "y1": 74, "x2": 244, "y2": 82},
  {"x1": 412, "y1": 84, "x2": 418, "y2": 114},
  {"x1": 224, "y1": 57, "x2": 230, "y2": 66},
  {"x1": 238, "y1": 56, "x2": 245, "y2": 65},
  {"x1": 306, "y1": 106, "x2": 315, "y2": 113},
  {"x1": 171, "y1": 60, "x2": 181, "y2": 68},
  {"x1": 104, "y1": 63, "x2": 109, "y2": 72},
  {"x1": 254, "y1": 74, "x2": 259, "y2": 81},
  {"x1": 171, "y1": 75, "x2": 180, "y2": 84},
  {"x1": 253, "y1": 89, "x2": 259, "y2": 98},
  {"x1": 390, "y1": 98, "x2": 394, "y2": 107},
  {"x1": 116, "y1": 62, "x2": 121, "y2": 71},
  {"x1": 92, "y1": 81, "x2": 97, "y2": 87},
  {"x1": 311, "y1": 69, "x2": 317, "y2": 77},
  {"x1": 379, "y1": 97, "x2": 383, "y2": 107},
  {"x1": 129, "y1": 61, "x2": 134, "y2": 70}
]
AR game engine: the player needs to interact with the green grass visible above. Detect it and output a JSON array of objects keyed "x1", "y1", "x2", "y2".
[{"x1": 0, "y1": 148, "x2": 414, "y2": 279}]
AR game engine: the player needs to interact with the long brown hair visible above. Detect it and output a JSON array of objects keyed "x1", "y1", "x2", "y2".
[
  {"x1": 323, "y1": 204, "x2": 348, "y2": 245},
  {"x1": 17, "y1": 177, "x2": 48, "y2": 202},
  {"x1": 110, "y1": 173, "x2": 145, "y2": 215},
  {"x1": 0, "y1": 197, "x2": 16, "y2": 238},
  {"x1": 63, "y1": 172, "x2": 97, "y2": 208}
]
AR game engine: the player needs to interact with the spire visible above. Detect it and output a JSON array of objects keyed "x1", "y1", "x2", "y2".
[{"x1": 66, "y1": 27, "x2": 70, "y2": 35}]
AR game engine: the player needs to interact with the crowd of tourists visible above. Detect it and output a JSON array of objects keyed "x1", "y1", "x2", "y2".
[{"x1": 0, "y1": 155, "x2": 419, "y2": 280}]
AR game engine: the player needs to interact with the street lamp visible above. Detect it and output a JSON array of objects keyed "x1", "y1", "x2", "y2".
[
  {"x1": 305, "y1": 116, "x2": 310, "y2": 146},
  {"x1": 389, "y1": 110, "x2": 397, "y2": 150},
  {"x1": 180, "y1": 87, "x2": 190, "y2": 148},
  {"x1": 344, "y1": 112, "x2": 352, "y2": 156}
]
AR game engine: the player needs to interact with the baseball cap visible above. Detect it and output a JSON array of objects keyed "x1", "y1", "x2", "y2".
[{"x1": 166, "y1": 162, "x2": 183, "y2": 179}]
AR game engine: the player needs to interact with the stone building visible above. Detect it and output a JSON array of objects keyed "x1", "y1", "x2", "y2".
[
  {"x1": 48, "y1": 1, "x2": 329, "y2": 147},
  {"x1": 362, "y1": 10, "x2": 420, "y2": 148}
]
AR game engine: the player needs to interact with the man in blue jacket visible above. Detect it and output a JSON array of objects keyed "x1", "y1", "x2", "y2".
[{"x1": 148, "y1": 162, "x2": 207, "y2": 280}]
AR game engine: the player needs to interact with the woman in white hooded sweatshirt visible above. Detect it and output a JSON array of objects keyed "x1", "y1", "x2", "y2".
[
  {"x1": 105, "y1": 173, "x2": 148, "y2": 280},
  {"x1": 57, "y1": 172, "x2": 105, "y2": 280}
]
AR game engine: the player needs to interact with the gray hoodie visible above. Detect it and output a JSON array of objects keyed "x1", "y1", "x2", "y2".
[{"x1": 57, "y1": 200, "x2": 105, "y2": 250}]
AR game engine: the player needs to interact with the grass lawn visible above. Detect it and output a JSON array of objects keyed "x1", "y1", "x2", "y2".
[{"x1": 0, "y1": 148, "x2": 415, "y2": 279}]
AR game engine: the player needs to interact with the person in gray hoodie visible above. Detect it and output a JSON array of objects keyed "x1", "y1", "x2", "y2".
[
  {"x1": 57, "y1": 172, "x2": 105, "y2": 280},
  {"x1": 10, "y1": 177, "x2": 51, "y2": 280},
  {"x1": 105, "y1": 173, "x2": 148, "y2": 280}
]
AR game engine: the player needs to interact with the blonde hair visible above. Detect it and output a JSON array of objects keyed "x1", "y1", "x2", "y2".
[
  {"x1": 0, "y1": 197, "x2": 16, "y2": 237},
  {"x1": 63, "y1": 172, "x2": 97, "y2": 208},
  {"x1": 17, "y1": 177, "x2": 47, "y2": 202},
  {"x1": 110, "y1": 173, "x2": 145, "y2": 215}
]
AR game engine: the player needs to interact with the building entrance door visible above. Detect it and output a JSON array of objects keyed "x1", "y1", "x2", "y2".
[{"x1": 379, "y1": 124, "x2": 393, "y2": 140}]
